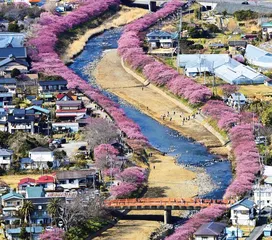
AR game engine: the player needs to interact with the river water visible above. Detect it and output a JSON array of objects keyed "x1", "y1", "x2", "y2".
[{"x1": 69, "y1": 28, "x2": 232, "y2": 199}]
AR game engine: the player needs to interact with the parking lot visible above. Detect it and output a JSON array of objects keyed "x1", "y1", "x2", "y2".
[{"x1": 60, "y1": 141, "x2": 88, "y2": 159}]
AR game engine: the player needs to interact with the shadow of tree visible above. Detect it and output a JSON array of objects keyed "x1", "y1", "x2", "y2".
[
  {"x1": 144, "y1": 186, "x2": 169, "y2": 198},
  {"x1": 149, "y1": 159, "x2": 162, "y2": 163}
]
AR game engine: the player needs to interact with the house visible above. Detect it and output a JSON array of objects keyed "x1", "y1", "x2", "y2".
[
  {"x1": 0, "y1": 86, "x2": 13, "y2": 108},
  {"x1": 261, "y1": 22, "x2": 272, "y2": 39},
  {"x1": 253, "y1": 184, "x2": 272, "y2": 209},
  {"x1": 245, "y1": 44, "x2": 272, "y2": 69},
  {"x1": 0, "y1": 20, "x2": 9, "y2": 32},
  {"x1": 25, "y1": 106, "x2": 50, "y2": 118},
  {"x1": 56, "y1": 169, "x2": 98, "y2": 189},
  {"x1": 2, "y1": 190, "x2": 24, "y2": 225},
  {"x1": 0, "y1": 78, "x2": 16, "y2": 94},
  {"x1": 26, "y1": 186, "x2": 64, "y2": 225},
  {"x1": 178, "y1": 54, "x2": 269, "y2": 84},
  {"x1": 55, "y1": 100, "x2": 86, "y2": 120},
  {"x1": 0, "y1": 32, "x2": 25, "y2": 48},
  {"x1": 28, "y1": 147, "x2": 56, "y2": 169},
  {"x1": 18, "y1": 177, "x2": 36, "y2": 194},
  {"x1": 38, "y1": 80, "x2": 68, "y2": 93},
  {"x1": 230, "y1": 198, "x2": 256, "y2": 226},
  {"x1": 0, "y1": 47, "x2": 27, "y2": 60},
  {"x1": 241, "y1": 34, "x2": 258, "y2": 41},
  {"x1": 0, "y1": 148, "x2": 13, "y2": 169},
  {"x1": 36, "y1": 175, "x2": 55, "y2": 191},
  {"x1": 20, "y1": 157, "x2": 34, "y2": 170},
  {"x1": 0, "y1": 54, "x2": 28, "y2": 76},
  {"x1": 227, "y1": 93, "x2": 247, "y2": 109},
  {"x1": 7, "y1": 109, "x2": 35, "y2": 134},
  {"x1": 56, "y1": 90, "x2": 77, "y2": 101},
  {"x1": 194, "y1": 222, "x2": 227, "y2": 240},
  {"x1": 228, "y1": 40, "x2": 247, "y2": 49},
  {"x1": 0, "y1": 108, "x2": 7, "y2": 131},
  {"x1": 146, "y1": 30, "x2": 177, "y2": 49},
  {"x1": 6, "y1": 226, "x2": 43, "y2": 240}
]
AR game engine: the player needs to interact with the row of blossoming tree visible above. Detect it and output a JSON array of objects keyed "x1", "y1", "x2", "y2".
[
  {"x1": 117, "y1": 0, "x2": 260, "y2": 239},
  {"x1": 26, "y1": 0, "x2": 148, "y2": 197}
]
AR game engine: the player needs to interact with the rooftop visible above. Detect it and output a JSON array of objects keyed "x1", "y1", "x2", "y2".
[
  {"x1": 39, "y1": 80, "x2": 67, "y2": 86},
  {"x1": 7, "y1": 226, "x2": 43, "y2": 234},
  {"x1": 2, "y1": 191, "x2": 23, "y2": 200},
  {"x1": 56, "y1": 169, "x2": 97, "y2": 180},
  {"x1": 36, "y1": 175, "x2": 55, "y2": 184},
  {"x1": 194, "y1": 222, "x2": 227, "y2": 236},
  {"x1": 262, "y1": 22, "x2": 272, "y2": 27},
  {"x1": 0, "y1": 47, "x2": 27, "y2": 59},
  {"x1": 0, "y1": 54, "x2": 29, "y2": 67},
  {"x1": 0, "y1": 78, "x2": 16, "y2": 85},
  {"x1": 18, "y1": 177, "x2": 36, "y2": 186},
  {"x1": 26, "y1": 106, "x2": 50, "y2": 115},
  {"x1": 29, "y1": 147, "x2": 51, "y2": 153},
  {"x1": 0, "y1": 148, "x2": 13, "y2": 156},
  {"x1": 26, "y1": 186, "x2": 45, "y2": 198},
  {"x1": 147, "y1": 30, "x2": 175, "y2": 38},
  {"x1": 231, "y1": 198, "x2": 255, "y2": 209},
  {"x1": 0, "y1": 32, "x2": 25, "y2": 48},
  {"x1": 56, "y1": 100, "x2": 82, "y2": 107}
]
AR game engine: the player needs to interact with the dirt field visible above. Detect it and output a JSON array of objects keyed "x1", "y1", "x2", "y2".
[
  {"x1": 93, "y1": 50, "x2": 228, "y2": 155},
  {"x1": 62, "y1": 6, "x2": 148, "y2": 63},
  {"x1": 1, "y1": 174, "x2": 41, "y2": 189}
]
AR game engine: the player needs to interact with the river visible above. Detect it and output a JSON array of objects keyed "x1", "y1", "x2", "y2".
[{"x1": 68, "y1": 28, "x2": 232, "y2": 199}]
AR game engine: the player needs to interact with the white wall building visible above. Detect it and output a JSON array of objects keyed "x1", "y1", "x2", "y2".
[
  {"x1": 28, "y1": 147, "x2": 55, "y2": 169},
  {"x1": 253, "y1": 183, "x2": 272, "y2": 209},
  {"x1": 0, "y1": 149, "x2": 13, "y2": 169},
  {"x1": 230, "y1": 199, "x2": 256, "y2": 226}
]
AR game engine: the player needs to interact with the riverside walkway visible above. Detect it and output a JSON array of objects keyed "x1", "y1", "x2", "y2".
[{"x1": 105, "y1": 198, "x2": 234, "y2": 223}]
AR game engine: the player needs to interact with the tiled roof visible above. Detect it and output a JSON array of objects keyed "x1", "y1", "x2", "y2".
[
  {"x1": 231, "y1": 198, "x2": 255, "y2": 209},
  {"x1": 26, "y1": 106, "x2": 50, "y2": 114},
  {"x1": 194, "y1": 222, "x2": 227, "y2": 236},
  {"x1": 0, "y1": 78, "x2": 16, "y2": 85},
  {"x1": 36, "y1": 175, "x2": 55, "y2": 183},
  {"x1": 0, "y1": 148, "x2": 13, "y2": 156},
  {"x1": 18, "y1": 177, "x2": 36, "y2": 186},
  {"x1": 2, "y1": 191, "x2": 23, "y2": 200},
  {"x1": 38, "y1": 80, "x2": 67, "y2": 86},
  {"x1": 29, "y1": 147, "x2": 51, "y2": 153},
  {"x1": 7, "y1": 226, "x2": 43, "y2": 234},
  {"x1": 56, "y1": 100, "x2": 82, "y2": 107},
  {"x1": 0, "y1": 54, "x2": 29, "y2": 67},
  {"x1": 0, "y1": 32, "x2": 25, "y2": 48},
  {"x1": 0, "y1": 47, "x2": 27, "y2": 59},
  {"x1": 56, "y1": 169, "x2": 96, "y2": 180}
]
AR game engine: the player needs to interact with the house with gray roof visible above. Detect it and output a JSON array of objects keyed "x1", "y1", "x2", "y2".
[
  {"x1": 0, "y1": 32, "x2": 25, "y2": 48},
  {"x1": 28, "y1": 147, "x2": 57, "y2": 169},
  {"x1": 0, "y1": 78, "x2": 16, "y2": 94},
  {"x1": 38, "y1": 79, "x2": 68, "y2": 93},
  {"x1": 0, "y1": 148, "x2": 13, "y2": 169},
  {"x1": 146, "y1": 30, "x2": 177, "y2": 49},
  {"x1": 194, "y1": 222, "x2": 227, "y2": 240},
  {"x1": 0, "y1": 54, "x2": 29, "y2": 76},
  {"x1": 178, "y1": 54, "x2": 269, "y2": 84},
  {"x1": 245, "y1": 44, "x2": 272, "y2": 69},
  {"x1": 230, "y1": 198, "x2": 256, "y2": 226}
]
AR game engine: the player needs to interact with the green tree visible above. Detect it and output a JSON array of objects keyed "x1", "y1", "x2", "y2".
[
  {"x1": 222, "y1": 10, "x2": 227, "y2": 18},
  {"x1": 10, "y1": 68, "x2": 21, "y2": 78},
  {"x1": 8, "y1": 22, "x2": 20, "y2": 32},
  {"x1": 195, "y1": 8, "x2": 201, "y2": 20},
  {"x1": 19, "y1": 200, "x2": 34, "y2": 223},
  {"x1": 54, "y1": 150, "x2": 67, "y2": 162},
  {"x1": 47, "y1": 198, "x2": 63, "y2": 225},
  {"x1": 19, "y1": 225, "x2": 29, "y2": 240},
  {"x1": 262, "y1": 107, "x2": 272, "y2": 126}
]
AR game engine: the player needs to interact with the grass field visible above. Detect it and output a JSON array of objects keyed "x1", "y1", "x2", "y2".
[
  {"x1": 1, "y1": 174, "x2": 41, "y2": 189},
  {"x1": 240, "y1": 85, "x2": 272, "y2": 99}
]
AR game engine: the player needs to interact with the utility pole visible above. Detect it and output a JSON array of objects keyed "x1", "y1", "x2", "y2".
[{"x1": 176, "y1": 9, "x2": 182, "y2": 72}]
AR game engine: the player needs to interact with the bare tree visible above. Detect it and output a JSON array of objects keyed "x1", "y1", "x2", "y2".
[
  {"x1": 84, "y1": 118, "x2": 120, "y2": 151},
  {"x1": 57, "y1": 194, "x2": 106, "y2": 231}
]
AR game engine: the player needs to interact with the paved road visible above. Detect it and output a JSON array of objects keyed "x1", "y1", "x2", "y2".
[{"x1": 61, "y1": 141, "x2": 88, "y2": 159}]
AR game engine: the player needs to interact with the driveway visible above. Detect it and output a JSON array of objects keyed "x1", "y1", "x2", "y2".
[{"x1": 60, "y1": 141, "x2": 88, "y2": 159}]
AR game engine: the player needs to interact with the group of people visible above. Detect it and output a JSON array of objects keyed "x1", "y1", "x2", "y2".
[{"x1": 160, "y1": 109, "x2": 202, "y2": 126}]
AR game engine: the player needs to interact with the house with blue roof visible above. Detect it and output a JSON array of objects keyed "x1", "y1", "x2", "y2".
[
  {"x1": 0, "y1": 54, "x2": 29, "y2": 76},
  {"x1": 2, "y1": 190, "x2": 24, "y2": 225},
  {"x1": 230, "y1": 198, "x2": 256, "y2": 226},
  {"x1": 146, "y1": 30, "x2": 177, "y2": 49},
  {"x1": 0, "y1": 32, "x2": 25, "y2": 48},
  {"x1": 0, "y1": 78, "x2": 16, "y2": 94}
]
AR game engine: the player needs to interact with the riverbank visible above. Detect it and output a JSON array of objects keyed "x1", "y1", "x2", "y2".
[
  {"x1": 94, "y1": 149, "x2": 217, "y2": 240},
  {"x1": 61, "y1": 6, "x2": 148, "y2": 64},
  {"x1": 93, "y1": 50, "x2": 229, "y2": 157}
]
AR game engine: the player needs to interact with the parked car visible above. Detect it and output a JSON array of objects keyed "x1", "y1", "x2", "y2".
[
  {"x1": 242, "y1": 1, "x2": 249, "y2": 4},
  {"x1": 255, "y1": 136, "x2": 266, "y2": 145},
  {"x1": 78, "y1": 146, "x2": 87, "y2": 151}
]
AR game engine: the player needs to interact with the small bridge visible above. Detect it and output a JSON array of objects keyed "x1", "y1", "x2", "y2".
[{"x1": 105, "y1": 198, "x2": 233, "y2": 224}]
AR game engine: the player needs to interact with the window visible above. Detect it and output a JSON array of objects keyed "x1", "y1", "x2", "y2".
[
  {"x1": 17, "y1": 201, "x2": 20, "y2": 205},
  {"x1": 69, "y1": 179, "x2": 74, "y2": 184},
  {"x1": 201, "y1": 237, "x2": 208, "y2": 240}
]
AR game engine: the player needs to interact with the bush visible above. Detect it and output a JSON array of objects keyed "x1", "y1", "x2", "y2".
[
  {"x1": 8, "y1": 22, "x2": 20, "y2": 32},
  {"x1": 233, "y1": 10, "x2": 258, "y2": 21},
  {"x1": 206, "y1": 24, "x2": 221, "y2": 33},
  {"x1": 11, "y1": 68, "x2": 21, "y2": 78}
]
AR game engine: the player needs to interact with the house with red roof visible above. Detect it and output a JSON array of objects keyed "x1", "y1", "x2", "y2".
[
  {"x1": 55, "y1": 100, "x2": 86, "y2": 121},
  {"x1": 18, "y1": 177, "x2": 36, "y2": 194},
  {"x1": 36, "y1": 175, "x2": 55, "y2": 191},
  {"x1": 56, "y1": 90, "x2": 77, "y2": 101}
]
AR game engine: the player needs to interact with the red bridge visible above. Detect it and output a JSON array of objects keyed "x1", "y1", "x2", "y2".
[{"x1": 105, "y1": 198, "x2": 233, "y2": 223}]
